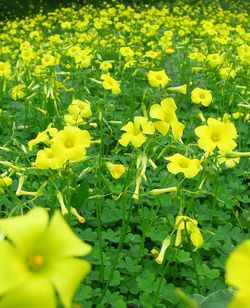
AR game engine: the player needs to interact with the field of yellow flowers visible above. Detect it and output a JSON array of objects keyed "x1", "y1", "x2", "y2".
[{"x1": 0, "y1": 0, "x2": 249, "y2": 307}]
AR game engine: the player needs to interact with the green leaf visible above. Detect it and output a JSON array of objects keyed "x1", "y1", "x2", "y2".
[
  {"x1": 115, "y1": 299, "x2": 126, "y2": 308},
  {"x1": 199, "y1": 290, "x2": 232, "y2": 308},
  {"x1": 176, "y1": 250, "x2": 192, "y2": 263},
  {"x1": 70, "y1": 179, "x2": 89, "y2": 211},
  {"x1": 136, "y1": 270, "x2": 155, "y2": 293}
]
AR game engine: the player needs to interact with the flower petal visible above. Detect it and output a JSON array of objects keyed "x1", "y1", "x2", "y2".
[
  {"x1": 150, "y1": 104, "x2": 164, "y2": 120},
  {"x1": 154, "y1": 121, "x2": 170, "y2": 135},
  {"x1": 51, "y1": 258, "x2": 91, "y2": 308},
  {"x1": 0, "y1": 279, "x2": 56, "y2": 308},
  {"x1": 0, "y1": 241, "x2": 29, "y2": 296},
  {"x1": 43, "y1": 211, "x2": 92, "y2": 257},
  {"x1": 0, "y1": 207, "x2": 48, "y2": 256},
  {"x1": 225, "y1": 239, "x2": 250, "y2": 290}
]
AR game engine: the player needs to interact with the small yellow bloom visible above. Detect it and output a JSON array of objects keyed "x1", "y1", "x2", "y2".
[
  {"x1": 207, "y1": 53, "x2": 224, "y2": 67},
  {"x1": 101, "y1": 73, "x2": 121, "y2": 95},
  {"x1": 165, "y1": 154, "x2": 201, "y2": 178},
  {"x1": 191, "y1": 87, "x2": 213, "y2": 107},
  {"x1": 106, "y1": 162, "x2": 126, "y2": 179},
  {"x1": 219, "y1": 67, "x2": 236, "y2": 80},
  {"x1": 68, "y1": 99, "x2": 92, "y2": 118},
  {"x1": 238, "y1": 45, "x2": 250, "y2": 65},
  {"x1": 217, "y1": 153, "x2": 240, "y2": 168},
  {"x1": 155, "y1": 237, "x2": 171, "y2": 264},
  {"x1": 147, "y1": 70, "x2": 171, "y2": 88},
  {"x1": 51, "y1": 126, "x2": 91, "y2": 161},
  {"x1": 11, "y1": 84, "x2": 25, "y2": 101},
  {"x1": 145, "y1": 50, "x2": 160, "y2": 59},
  {"x1": 195, "y1": 118, "x2": 237, "y2": 154},
  {"x1": 100, "y1": 61, "x2": 112, "y2": 71},
  {"x1": 0, "y1": 176, "x2": 12, "y2": 187},
  {"x1": 149, "y1": 98, "x2": 185, "y2": 139},
  {"x1": 225, "y1": 239, "x2": 250, "y2": 308},
  {"x1": 0, "y1": 61, "x2": 11, "y2": 78},
  {"x1": 175, "y1": 216, "x2": 203, "y2": 250},
  {"x1": 120, "y1": 46, "x2": 134, "y2": 58},
  {"x1": 118, "y1": 116, "x2": 155, "y2": 148},
  {"x1": 41, "y1": 54, "x2": 57, "y2": 67}
]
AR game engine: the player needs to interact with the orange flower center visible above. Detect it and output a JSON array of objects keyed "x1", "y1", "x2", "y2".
[{"x1": 27, "y1": 255, "x2": 45, "y2": 271}]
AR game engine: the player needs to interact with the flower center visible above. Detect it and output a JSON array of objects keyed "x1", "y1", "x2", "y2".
[
  {"x1": 180, "y1": 162, "x2": 188, "y2": 168},
  {"x1": 156, "y1": 75, "x2": 162, "y2": 80},
  {"x1": 211, "y1": 134, "x2": 220, "y2": 142},
  {"x1": 64, "y1": 140, "x2": 73, "y2": 148},
  {"x1": 27, "y1": 255, "x2": 45, "y2": 271},
  {"x1": 199, "y1": 93, "x2": 205, "y2": 99}
]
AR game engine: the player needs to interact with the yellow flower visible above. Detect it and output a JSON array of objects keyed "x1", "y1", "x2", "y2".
[
  {"x1": 101, "y1": 73, "x2": 121, "y2": 95},
  {"x1": 118, "y1": 116, "x2": 155, "y2": 148},
  {"x1": 217, "y1": 153, "x2": 240, "y2": 168},
  {"x1": 0, "y1": 61, "x2": 11, "y2": 78},
  {"x1": 207, "y1": 53, "x2": 224, "y2": 67},
  {"x1": 64, "y1": 114, "x2": 85, "y2": 126},
  {"x1": 175, "y1": 216, "x2": 203, "y2": 250},
  {"x1": 28, "y1": 125, "x2": 58, "y2": 151},
  {"x1": 35, "y1": 148, "x2": 66, "y2": 170},
  {"x1": 165, "y1": 154, "x2": 201, "y2": 178},
  {"x1": 106, "y1": 162, "x2": 126, "y2": 179},
  {"x1": 195, "y1": 118, "x2": 237, "y2": 154},
  {"x1": 11, "y1": 84, "x2": 26, "y2": 101},
  {"x1": 68, "y1": 99, "x2": 92, "y2": 118},
  {"x1": 120, "y1": 46, "x2": 134, "y2": 58},
  {"x1": 238, "y1": 45, "x2": 250, "y2": 65},
  {"x1": 0, "y1": 176, "x2": 12, "y2": 187},
  {"x1": 41, "y1": 54, "x2": 57, "y2": 67},
  {"x1": 0, "y1": 207, "x2": 91, "y2": 308},
  {"x1": 147, "y1": 70, "x2": 171, "y2": 88},
  {"x1": 149, "y1": 98, "x2": 185, "y2": 139},
  {"x1": 219, "y1": 67, "x2": 236, "y2": 80},
  {"x1": 100, "y1": 61, "x2": 112, "y2": 71},
  {"x1": 155, "y1": 237, "x2": 171, "y2": 264},
  {"x1": 145, "y1": 50, "x2": 160, "y2": 59},
  {"x1": 191, "y1": 87, "x2": 213, "y2": 107},
  {"x1": 51, "y1": 126, "x2": 91, "y2": 161},
  {"x1": 167, "y1": 84, "x2": 187, "y2": 95},
  {"x1": 165, "y1": 48, "x2": 175, "y2": 54},
  {"x1": 225, "y1": 239, "x2": 250, "y2": 308}
]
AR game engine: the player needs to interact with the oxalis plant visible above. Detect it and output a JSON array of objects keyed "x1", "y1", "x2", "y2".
[{"x1": 0, "y1": 0, "x2": 249, "y2": 307}]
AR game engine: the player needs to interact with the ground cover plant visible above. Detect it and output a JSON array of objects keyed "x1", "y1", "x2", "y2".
[{"x1": 0, "y1": 0, "x2": 249, "y2": 307}]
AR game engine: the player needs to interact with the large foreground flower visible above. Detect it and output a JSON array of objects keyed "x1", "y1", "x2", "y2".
[
  {"x1": 118, "y1": 116, "x2": 155, "y2": 148},
  {"x1": 225, "y1": 239, "x2": 250, "y2": 308},
  {"x1": 0, "y1": 207, "x2": 92, "y2": 308},
  {"x1": 195, "y1": 118, "x2": 237, "y2": 154},
  {"x1": 150, "y1": 98, "x2": 184, "y2": 139}
]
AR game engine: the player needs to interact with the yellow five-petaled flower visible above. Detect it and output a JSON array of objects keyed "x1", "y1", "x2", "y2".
[{"x1": 0, "y1": 207, "x2": 92, "y2": 308}]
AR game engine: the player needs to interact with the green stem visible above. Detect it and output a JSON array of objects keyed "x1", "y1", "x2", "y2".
[{"x1": 97, "y1": 194, "x2": 133, "y2": 305}]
